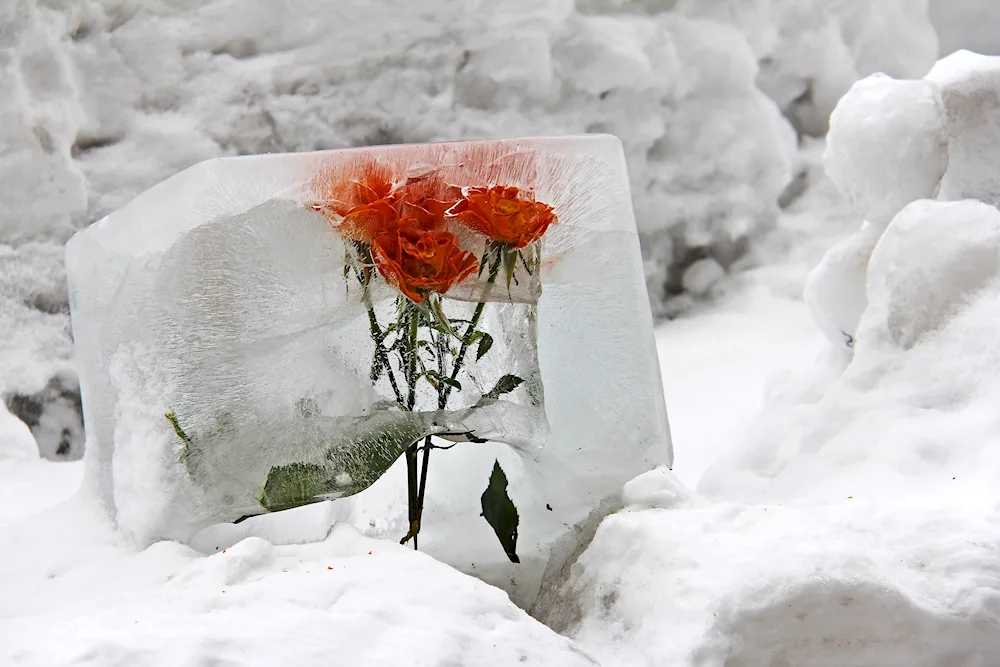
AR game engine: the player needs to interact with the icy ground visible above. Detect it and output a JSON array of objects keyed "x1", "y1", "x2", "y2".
[{"x1": 1, "y1": 144, "x2": 939, "y2": 667}]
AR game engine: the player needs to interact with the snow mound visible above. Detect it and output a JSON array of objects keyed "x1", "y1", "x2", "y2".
[
  {"x1": 0, "y1": 500, "x2": 598, "y2": 667},
  {"x1": 926, "y1": 50, "x2": 1000, "y2": 205},
  {"x1": 537, "y1": 51, "x2": 1000, "y2": 665},
  {"x1": 0, "y1": 0, "x2": 795, "y2": 324},
  {"x1": 542, "y1": 503, "x2": 1000, "y2": 667},
  {"x1": 582, "y1": 0, "x2": 939, "y2": 136},
  {"x1": 814, "y1": 50, "x2": 1000, "y2": 353},
  {"x1": 824, "y1": 75, "x2": 948, "y2": 227},
  {"x1": 866, "y1": 199, "x2": 1000, "y2": 350}
]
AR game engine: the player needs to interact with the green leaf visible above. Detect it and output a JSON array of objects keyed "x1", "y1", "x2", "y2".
[
  {"x1": 518, "y1": 249, "x2": 534, "y2": 275},
  {"x1": 258, "y1": 415, "x2": 424, "y2": 512},
  {"x1": 485, "y1": 374, "x2": 523, "y2": 399},
  {"x1": 258, "y1": 462, "x2": 331, "y2": 513},
  {"x1": 425, "y1": 370, "x2": 461, "y2": 391},
  {"x1": 503, "y1": 247, "x2": 517, "y2": 289},
  {"x1": 480, "y1": 460, "x2": 520, "y2": 563},
  {"x1": 165, "y1": 411, "x2": 192, "y2": 464},
  {"x1": 429, "y1": 295, "x2": 456, "y2": 336},
  {"x1": 476, "y1": 333, "x2": 494, "y2": 361}
]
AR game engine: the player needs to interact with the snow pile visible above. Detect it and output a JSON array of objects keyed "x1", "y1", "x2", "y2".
[
  {"x1": 811, "y1": 50, "x2": 1000, "y2": 350},
  {"x1": 535, "y1": 53, "x2": 1000, "y2": 665},
  {"x1": 581, "y1": 0, "x2": 939, "y2": 136},
  {"x1": 0, "y1": 499, "x2": 597, "y2": 666},
  {"x1": 0, "y1": 0, "x2": 795, "y2": 328}
]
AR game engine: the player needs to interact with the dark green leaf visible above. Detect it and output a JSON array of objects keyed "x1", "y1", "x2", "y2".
[
  {"x1": 476, "y1": 333, "x2": 494, "y2": 361},
  {"x1": 485, "y1": 374, "x2": 523, "y2": 399},
  {"x1": 164, "y1": 411, "x2": 191, "y2": 445},
  {"x1": 480, "y1": 460, "x2": 520, "y2": 563},
  {"x1": 258, "y1": 463, "x2": 331, "y2": 513},
  {"x1": 425, "y1": 370, "x2": 461, "y2": 391},
  {"x1": 430, "y1": 295, "x2": 456, "y2": 336},
  {"x1": 518, "y1": 250, "x2": 534, "y2": 275},
  {"x1": 258, "y1": 416, "x2": 423, "y2": 512},
  {"x1": 503, "y1": 247, "x2": 517, "y2": 289}
]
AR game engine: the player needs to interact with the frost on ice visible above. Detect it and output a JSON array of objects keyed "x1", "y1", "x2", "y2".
[{"x1": 66, "y1": 135, "x2": 672, "y2": 606}]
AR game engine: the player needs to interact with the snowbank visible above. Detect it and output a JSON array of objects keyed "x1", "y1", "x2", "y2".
[
  {"x1": 0, "y1": 0, "x2": 794, "y2": 325},
  {"x1": 0, "y1": 499, "x2": 597, "y2": 666},
  {"x1": 535, "y1": 52, "x2": 1000, "y2": 665},
  {"x1": 582, "y1": 0, "x2": 939, "y2": 136}
]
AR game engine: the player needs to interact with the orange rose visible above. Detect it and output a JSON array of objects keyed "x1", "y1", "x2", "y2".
[
  {"x1": 370, "y1": 221, "x2": 479, "y2": 303},
  {"x1": 312, "y1": 162, "x2": 401, "y2": 242},
  {"x1": 340, "y1": 199, "x2": 399, "y2": 242},
  {"x1": 450, "y1": 186, "x2": 556, "y2": 248}
]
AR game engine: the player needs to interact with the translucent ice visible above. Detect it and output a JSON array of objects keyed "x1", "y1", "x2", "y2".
[{"x1": 66, "y1": 135, "x2": 672, "y2": 606}]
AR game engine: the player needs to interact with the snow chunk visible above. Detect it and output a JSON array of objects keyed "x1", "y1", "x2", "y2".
[
  {"x1": 825, "y1": 74, "x2": 948, "y2": 226},
  {"x1": 865, "y1": 199, "x2": 1000, "y2": 349},
  {"x1": 681, "y1": 258, "x2": 725, "y2": 296},
  {"x1": 584, "y1": 0, "x2": 939, "y2": 136},
  {"x1": 541, "y1": 503, "x2": 1000, "y2": 666},
  {"x1": 926, "y1": 50, "x2": 1000, "y2": 205},
  {"x1": 803, "y1": 220, "x2": 883, "y2": 350}
]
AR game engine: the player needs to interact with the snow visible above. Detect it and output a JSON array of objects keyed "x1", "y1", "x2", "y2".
[
  {"x1": 1, "y1": 502, "x2": 598, "y2": 666},
  {"x1": 926, "y1": 50, "x2": 1000, "y2": 205},
  {"x1": 583, "y1": 0, "x2": 939, "y2": 135},
  {"x1": 930, "y1": 0, "x2": 1000, "y2": 57},
  {"x1": 8, "y1": 131, "x2": 1000, "y2": 664},
  {"x1": 824, "y1": 75, "x2": 949, "y2": 227},
  {"x1": 6, "y1": 3, "x2": 1000, "y2": 666}
]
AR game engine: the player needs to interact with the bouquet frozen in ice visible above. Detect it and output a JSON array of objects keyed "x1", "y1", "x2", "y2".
[{"x1": 68, "y1": 136, "x2": 671, "y2": 595}]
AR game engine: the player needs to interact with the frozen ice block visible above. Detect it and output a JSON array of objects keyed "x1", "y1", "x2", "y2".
[{"x1": 66, "y1": 135, "x2": 672, "y2": 606}]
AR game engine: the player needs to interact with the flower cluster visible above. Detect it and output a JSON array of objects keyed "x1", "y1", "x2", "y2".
[
  {"x1": 307, "y1": 158, "x2": 558, "y2": 555},
  {"x1": 311, "y1": 162, "x2": 557, "y2": 303}
]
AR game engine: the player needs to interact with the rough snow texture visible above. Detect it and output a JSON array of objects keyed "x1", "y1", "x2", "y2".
[
  {"x1": 534, "y1": 52, "x2": 1000, "y2": 666},
  {"x1": 1, "y1": 500, "x2": 598, "y2": 667},
  {"x1": 824, "y1": 75, "x2": 949, "y2": 227},
  {"x1": 581, "y1": 0, "x2": 939, "y2": 136},
  {"x1": 815, "y1": 51, "x2": 1000, "y2": 353},
  {"x1": 1, "y1": 0, "x2": 947, "y2": 456}
]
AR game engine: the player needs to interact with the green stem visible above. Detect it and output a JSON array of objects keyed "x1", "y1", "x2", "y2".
[
  {"x1": 401, "y1": 244, "x2": 506, "y2": 549},
  {"x1": 402, "y1": 304, "x2": 421, "y2": 548},
  {"x1": 366, "y1": 303, "x2": 404, "y2": 405},
  {"x1": 444, "y1": 247, "x2": 502, "y2": 402}
]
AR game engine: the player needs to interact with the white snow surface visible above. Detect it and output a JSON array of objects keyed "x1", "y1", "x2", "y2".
[
  {"x1": 6, "y1": 5, "x2": 1000, "y2": 667},
  {"x1": 9, "y1": 133, "x2": 1000, "y2": 664}
]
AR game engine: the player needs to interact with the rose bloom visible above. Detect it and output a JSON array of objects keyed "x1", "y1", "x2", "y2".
[
  {"x1": 370, "y1": 219, "x2": 479, "y2": 303},
  {"x1": 311, "y1": 163, "x2": 400, "y2": 242},
  {"x1": 450, "y1": 186, "x2": 556, "y2": 248}
]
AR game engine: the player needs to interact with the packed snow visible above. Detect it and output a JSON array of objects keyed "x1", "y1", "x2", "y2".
[{"x1": 5, "y1": 1, "x2": 1000, "y2": 666}]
